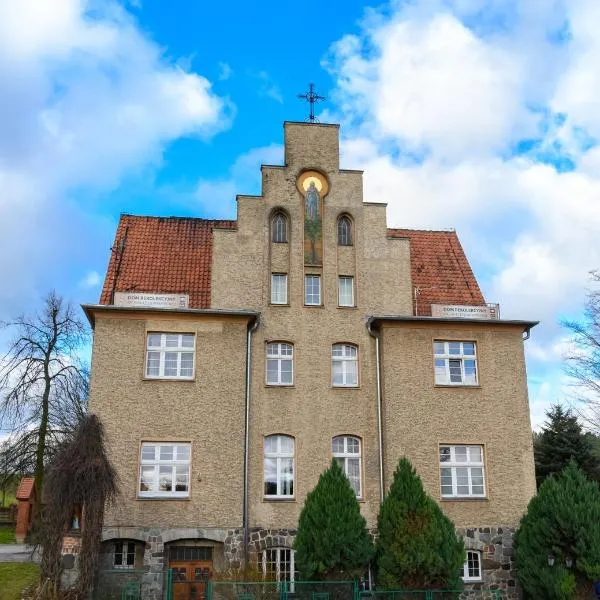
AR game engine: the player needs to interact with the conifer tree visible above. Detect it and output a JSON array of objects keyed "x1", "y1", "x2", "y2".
[
  {"x1": 515, "y1": 461, "x2": 600, "y2": 599},
  {"x1": 534, "y1": 404, "x2": 599, "y2": 487},
  {"x1": 376, "y1": 458, "x2": 465, "y2": 590},
  {"x1": 294, "y1": 459, "x2": 374, "y2": 580}
]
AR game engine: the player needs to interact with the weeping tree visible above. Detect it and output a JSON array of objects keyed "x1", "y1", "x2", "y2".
[
  {"x1": 0, "y1": 292, "x2": 89, "y2": 512},
  {"x1": 39, "y1": 414, "x2": 117, "y2": 599}
]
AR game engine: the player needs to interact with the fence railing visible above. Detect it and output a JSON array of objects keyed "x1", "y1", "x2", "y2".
[{"x1": 93, "y1": 569, "x2": 145, "y2": 600}]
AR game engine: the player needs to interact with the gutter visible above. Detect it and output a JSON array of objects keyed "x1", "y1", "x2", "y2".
[
  {"x1": 243, "y1": 316, "x2": 259, "y2": 578},
  {"x1": 367, "y1": 318, "x2": 385, "y2": 504}
]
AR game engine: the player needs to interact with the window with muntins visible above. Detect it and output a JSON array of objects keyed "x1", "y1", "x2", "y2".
[
  {"x1": 440, "y1": 445, "x2": 485, "y2": 498},
  {"x1": 338, "y1": 276, "x2": 354, "y2": 307},
  {"x1": 272, "y1": 213, "x2": 288, "y2": 243},
  {"x1": 332, "y1": 436, "x2": 362, "y2": 497},
  {"x1": 434, "y1": 341, "x2": 477, "y2": 385},
  {"x1": 266, "y1": 343, "x2": 293, "y2": 386},
  {"x1": 337, "y1": 216, "x2": 353, "y2": 246},
  {"x1": 264, "y1": 435, "x2": 294, "y2": 498},
  {"x1": 462, "y1": 550, "x2": 482, "y2": 581},
  {"x1": 304, "y1": 275, "x2": 321, "y2": 305},
  {"x1": 271, "y1": 274, "x2": 288, "y2": 304},
  {"x1": 114, "y1": 541, "x2": 135, "y2": 568},
  {"x1": 139, "y1": 443, "x2": 191, "y2": 498},
  {"x1": 332, "y1": 344, "x2": 358, "y2": 387},
  {"x1": 146, "y1": 333, "x2": 195, "y2": 379},
  {"x1": 261, "y1": 548, "x2": 295, "y2": 586}
]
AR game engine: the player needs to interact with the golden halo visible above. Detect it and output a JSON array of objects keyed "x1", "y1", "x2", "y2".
[{"x1": 296, "y1": 170, "x2": 329, "y2": 197}]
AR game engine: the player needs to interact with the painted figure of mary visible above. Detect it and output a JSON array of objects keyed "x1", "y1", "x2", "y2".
[{"x1": 305, "y1": 181, "x2": 319, "y2": 220}]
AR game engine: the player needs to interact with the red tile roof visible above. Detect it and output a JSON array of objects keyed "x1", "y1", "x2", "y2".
[
  {"x1": 99, "y1": 216, "x2": 484, "y2": 316},
  {"x1": 387, "y1": 229, "x2": 485, "y2": 316},
  {"x1": 99, "y1": 215, "x2": 236, "y2": 308},
  {"x1": 16, "y1": 477, "x2": 35, "y2": 500}
]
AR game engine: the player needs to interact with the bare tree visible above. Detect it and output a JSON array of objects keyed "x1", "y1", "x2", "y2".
[
  {"x1": 0, "y1": 291, "x2": 89, "y2": 511},
  {"x1": 565, "y1": 271, "x2": 600, "y2": 432}
]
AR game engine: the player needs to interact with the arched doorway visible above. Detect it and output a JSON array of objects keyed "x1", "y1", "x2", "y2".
[{"x1": 167, "y1": 540, "x2": 222, "y2": 600}]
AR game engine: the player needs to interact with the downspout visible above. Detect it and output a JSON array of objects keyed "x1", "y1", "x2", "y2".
[
  {"x1": 243, "y1": 316, "x2": 259, "y2": 578},
  {"x1": 367, "y1": 318, "x2": 385, "y2": 504},
  {"x1": 523, "y1": 326, "x2": 532, "y2": 341}
]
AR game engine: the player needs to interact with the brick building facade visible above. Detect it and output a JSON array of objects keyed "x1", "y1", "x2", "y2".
[{"x1": 85, "y1": 121, "x2": 537, "y2": 599}]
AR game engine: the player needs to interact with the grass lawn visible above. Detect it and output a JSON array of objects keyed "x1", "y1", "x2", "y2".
[
  {"x1": 0, "y1": 563, "x2": 39, "y2": 600},
  {"x1": 0, "y1": 528, "x2": 16, "y2": 544}
]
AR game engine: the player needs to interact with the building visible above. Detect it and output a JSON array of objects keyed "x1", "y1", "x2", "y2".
[{"x1": 85, "y1": 121, "x2": 537, "y2": 600}]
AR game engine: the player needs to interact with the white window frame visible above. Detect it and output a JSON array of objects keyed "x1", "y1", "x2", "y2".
[
  {"x1": 271, "y1": 274, "x2": 288, "y2": 305},
  {"x1": 434, "y1": 341, "x2": 478, "y2": 386},
  {"x1": 338, "y1": 276, "x2": 355, "y2": 307},
  {"x1": 145, "y1": 333, "x2": 195, "y2": 380},
  {"x1": 304, "y1": 274, "x2": 321, "y2": 306},
  {"x1": 272, "y1": 213, "x2": 288, "y2": 243},
  {"x1": 439, "y1": 445, "x2": 486, "y2": 498},
  {"x1": 264, "y1": 435, "x2": 295, "y2": 499},
  {"x1": 462, "y1": 550, "x2": 482, "y2": 582},
  {"x1": 114, "y1": 541, "x2": 136, "y2": 569},
  {"x1": 332, "y1": 436, "x2": 362, "y2": 498},
  {"x1": 261, "y1": 548, "x2": 295, "y2": 588},
  {"x1": 331, "y1": 344, "x2": 359, "y2": 387},
  {"x1": 138, "y1": 442, "x2": 191, "y2": 498},
  {"x1": 337, "y1": 216, "x2": 353, "y2": 246},
  {"x1": 266, "y1": 343, "x2": 293, "y2": 386}
]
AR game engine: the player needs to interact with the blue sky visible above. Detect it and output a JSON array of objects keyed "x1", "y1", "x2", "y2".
[{"x1": 1, "y1": 0, "x2": 600, "y2": 429}]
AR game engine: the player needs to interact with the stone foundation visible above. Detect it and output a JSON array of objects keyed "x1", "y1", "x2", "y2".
[{"x1": 458, "y1": 527, "x2": 518, "y2": 600}]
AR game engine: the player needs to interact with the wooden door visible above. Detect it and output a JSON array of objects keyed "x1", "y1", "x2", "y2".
[{"x1": 171, "y1": 560, "x2": 212, "y2": 600}]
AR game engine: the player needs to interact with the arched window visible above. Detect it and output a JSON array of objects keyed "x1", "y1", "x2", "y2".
[
  {"x1": 331, "y1": 344, "x2": 358, "y2": 387},
  {"x1": 337, "y1": 216, "x2": 352, "y2": 246},
  {"x1": 332, "y1": 436, "x2": 362, "y2": 497},
  {"x1": 264, "y1": 435, "x2": 294, "y2": 498},
  {"x1": 272, "y1": 213, "x2": 288, "y2": 243}
]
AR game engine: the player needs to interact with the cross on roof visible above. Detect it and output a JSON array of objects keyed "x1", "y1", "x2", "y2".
[{"x1": 297, "y1": 83, "x2": 326, "y2": 123}]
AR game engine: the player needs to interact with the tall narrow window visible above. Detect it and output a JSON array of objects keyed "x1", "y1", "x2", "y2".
[
  {"x1": 264, "y1": 435, "x2": 294, "y2": 498},
  {"x1": 266, "y1": 343, "x2": 293, "y2": 386},
  {"x1": 114, "y1": 541, "x2": 136, "y2": 569},
  {"x1": 146, "y1": 333, "x2": 195, "y2": 379},
  {"x1": 272, "y1": 213, "x2": 288, "y2": 243},
  {"x1": 462, "y1": 551, "x2": 482, "y2": 581},
  {"x1": 439, "y1": 445, "x2": 485, "y2": 498},
  {"x1": 332, "y1": 344, "x2": 358, "y2": 387},
  {"x1": 337, "y1": 216, "x2": 353, "y2": 246},
  {"x1": 338, "y1": 276, "x2": 354, "y2": 307},
  {"x1": 332, "y1": 436, "x2": 362, "y2": 497},
  {"x1": 271, "y1": 274, "x2": 288, "y2": 305},
  {"x1": 304, "y1": 275, "x2": 321, "y2": 305},
  {"x1": 261, "y1": 548, "x2": 295, "y2": 589}
]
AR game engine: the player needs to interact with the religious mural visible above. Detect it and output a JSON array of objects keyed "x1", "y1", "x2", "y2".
[{"x1": 298, "y1": 171, "x2": 328, "y2": 266}]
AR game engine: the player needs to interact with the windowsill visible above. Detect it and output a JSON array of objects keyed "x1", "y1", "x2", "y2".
[
  {"x1": 331, "y1": 385, "x2": 361, "y2": 390},
  {"x1": 137, "y1": 496, "x2": 191, "y2": 501},
  {"x1": 304, "y1": 304, "x2": 324, "y2": 308},
  {"x1": 142, "y1": 377, "x2": 196, "y2": 383},
  {"x1": 263, "y1": 497, "x2": 296, "y2": 503},
  {"x1": 270, "y1": 303, "x2": 290, "y2": 307},
  {"x1": 265, "y1": 384, "x2": 295, "y2": 389},
  {"x1": 463, "y1": 579, "x2": 483, "y2": 583},
  {"x1": 434, "y1": 384, "x2": 481, "y2": 389},
  {"x1": 441, "y1": 497, "x2": 488, "y2": 502},
  {"x1": 337, "y1": 306, "x2": 357, "y2": 310}
]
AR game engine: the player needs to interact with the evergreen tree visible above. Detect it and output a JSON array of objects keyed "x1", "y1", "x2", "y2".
[
  {"x1": 515, "y1": 461, "x2": 600, "y2": 599},
  {"x1": 376, "y1": 458, "x2": 465, "y2": 590},
  {"x1": 294, "y1": 459, "x2": 374, "y2": 580},
  {"x1": 534, "y1": 404, "x2": 599, "y2": 487}
]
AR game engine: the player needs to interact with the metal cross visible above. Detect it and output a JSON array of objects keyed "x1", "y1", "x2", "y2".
[{"x1": 297, "y1": 83, "x2": 326, "y2": 123}]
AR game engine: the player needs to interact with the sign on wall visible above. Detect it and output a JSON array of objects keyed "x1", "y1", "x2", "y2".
[
  {"x1": 431, "y1": 304, "x2": 500, "y2": 319},
  {"x1": 114, "y1": 292, "x2": 189, "y2": 309}
]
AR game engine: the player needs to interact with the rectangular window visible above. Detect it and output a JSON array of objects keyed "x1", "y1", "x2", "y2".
[
  {"x1": 264, "y1": 435, "x2": 294, "y2": 498},
  {"x1": 114, "y1": 541, "x2": 136, "y2": 569},
  {"x1": 271, "y1": 274, "x2": 288, "y2": 305},
  {"x1": 145, "y1": 333, "x2": 195, "y2": 379},
  {"x1": 262, "y1": 548, "x2": 295, "y2": 588},
  {"x1": 266, "y1": 343, "x2": 293, "y2": 386},
  {"x1": 462, "y1": 550, "x2": 482, "y2": 581},
  {"x1": 332, "y1": 344, "x2": 358, "y2": 387},
  {"x1": 440, "y1": 445, "x2": 485, "y2": 498},
  {"x1": 434, "y1": 341, "x2": 478, "y2": 385},
  {"x1": 338, "y1": 276, "x2": 354, "y2": 307},
  {"x1": 139, "y1": 443, "x2": 191, "y2": 498},
  {"x1": 304, "y1": 275, "x2": 321, "y2": 306}
]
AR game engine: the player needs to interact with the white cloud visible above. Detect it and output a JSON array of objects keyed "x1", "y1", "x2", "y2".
[
  {"x1": 80, "y1": 271, "x2": 101, "y2": 288},
  {"x1": 0, "y1": 0, "x2": 231, "y2": 320},
  {"x1": 218, "y1": 62, "x2": 233, "y2": 81}
]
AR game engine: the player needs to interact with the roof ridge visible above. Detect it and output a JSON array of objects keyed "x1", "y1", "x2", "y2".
[
  {"x1": 387, "y1": 227, "x2": 456, "y2": 233},
  {"x1": 120, "y1": 213, "x2": 236, "y2": 224}
]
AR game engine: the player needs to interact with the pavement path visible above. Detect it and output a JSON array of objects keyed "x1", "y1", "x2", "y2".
[{"x1": 0, "y1": 543, "x2": 41, "y2": 562}]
